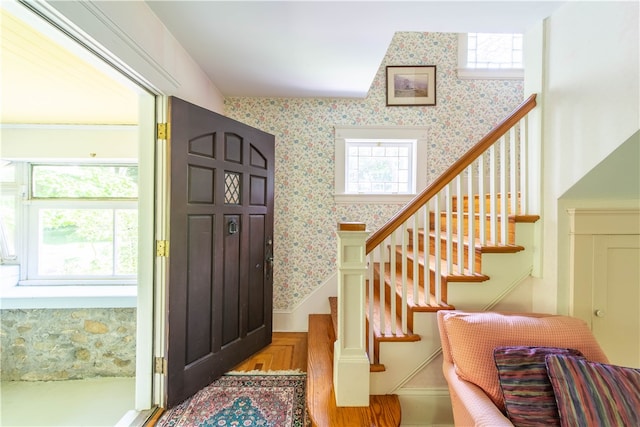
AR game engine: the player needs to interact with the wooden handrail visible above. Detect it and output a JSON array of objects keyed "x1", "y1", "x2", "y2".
[{"x1": 366, "y1": 94, "x2": 537, "y2": 253}]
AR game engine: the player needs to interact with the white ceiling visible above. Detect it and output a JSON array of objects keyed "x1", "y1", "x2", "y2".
[
  {"x1": 0, "y1": 1, "x2": 565, "y2": 126},
  {"x1": 145, "y1": 1, "x2": 565, "y2": 98},
  {"x1": 0, "y1": 6, "x2": 140, "y2": 125}
]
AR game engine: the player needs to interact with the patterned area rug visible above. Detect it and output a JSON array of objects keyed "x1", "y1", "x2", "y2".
[{"x1": 157, "y1": 373, "x2": 307, "y2": 427}]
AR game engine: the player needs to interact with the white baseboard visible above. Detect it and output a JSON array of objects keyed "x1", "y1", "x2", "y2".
[{"x1": 273, "y1": 273, "x2": 337, "y2": 332}]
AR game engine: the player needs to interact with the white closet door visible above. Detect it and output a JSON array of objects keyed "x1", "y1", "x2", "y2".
[{"x1": 592, "y1": 234, "x2": 640, "y2": 368}]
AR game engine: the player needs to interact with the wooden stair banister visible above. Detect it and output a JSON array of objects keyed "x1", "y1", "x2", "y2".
[
  {"x1": 361, "y1": 93, "x2": 539, "y2": 368},
  {"x1": 366, "y1": 94, "x2": 537, "y2": 254},
  {"x1": 326, "y1": 93, "x2": 540, "y2": 418}
]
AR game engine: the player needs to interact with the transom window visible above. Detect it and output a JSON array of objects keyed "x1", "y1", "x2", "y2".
[
  {"x1": 458, "y1": 33, "x2": 524, "y2": 80},
  {"x1": 466, "y1": 33, "x2": 523, "y2": 69}
]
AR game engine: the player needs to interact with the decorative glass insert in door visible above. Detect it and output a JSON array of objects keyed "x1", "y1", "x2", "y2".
[{"x1": 224, "y1": 172, "x2": 241, "y2": 205}]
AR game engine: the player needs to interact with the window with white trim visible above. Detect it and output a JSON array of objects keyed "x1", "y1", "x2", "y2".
[
  {"x1": 334, "y1": 126, "x2": 427, "y2": 204},
  {"x1": 457, "y1": 33, "x2": 524, "y2": 80},
  {"x1": 346, "y1": 140, "x2": 413, "y2": 194},
  {"x1": 1, "y1": 162, "x2": 138, "y2": 285}
]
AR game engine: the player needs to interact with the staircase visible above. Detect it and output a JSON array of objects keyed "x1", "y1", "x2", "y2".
[
  {"x1": 367, "y1": 194, "x2": 539, "y2": 362},
  {"x1": 307, "y1": 95, "x2": 539, "y2": 426}
]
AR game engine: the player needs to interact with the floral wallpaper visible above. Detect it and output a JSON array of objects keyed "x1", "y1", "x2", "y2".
[{"x1": 225, "y1": 32, "x2": 524, "y2": 311}]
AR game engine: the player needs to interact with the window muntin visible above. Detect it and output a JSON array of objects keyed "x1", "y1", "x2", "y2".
[
  {"x1": 466, "y1": 33, "x2": 523, "y2": 69},
  {"x1": 334, "y1": 126, "x2": 427, "y2": 203},
  {"x1": 345, "y1": 139, "x2": 414, "y2": 194},
  {"x1": 457, "y1": 33, "x2": 524, "y2": 80}
]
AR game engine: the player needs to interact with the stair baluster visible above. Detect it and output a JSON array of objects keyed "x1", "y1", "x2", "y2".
[
  {"x1": 332, "y1": 95, "x2": 538, "y2": 408},
  {"x1": 467, "y1": 163, "x2": 476, "y2": 274}
]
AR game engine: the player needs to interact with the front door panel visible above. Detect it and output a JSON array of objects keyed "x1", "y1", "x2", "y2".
[{"x1": 166, "y1": 97, "x2": 274, "y2": 407}]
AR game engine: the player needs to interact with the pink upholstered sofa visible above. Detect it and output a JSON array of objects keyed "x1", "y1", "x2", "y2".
[{"x1": 437, "y1": 310, "x2": 611, "y2": 427}]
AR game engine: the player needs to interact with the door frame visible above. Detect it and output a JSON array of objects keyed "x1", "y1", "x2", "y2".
[
  {"x1": 152, "y1": 95, "x2": 170, "y2": 407},
  {"x1": 14, "y1": 0, "x2": 239, "y2": 413},
  {"x1": 8, "y1": 0, "x2": 162, "y2": 413}
]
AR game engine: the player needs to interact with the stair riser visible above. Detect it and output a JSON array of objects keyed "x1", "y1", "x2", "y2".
[
  {"x1": 429, "y1": 237, "x2": 481, "y2": 272},
  {"x1": 372, "y1": 268, "x2": 446, "y2": 332},
  {"x1": 385, "y1": 260, "x2": 448, "y2": 301},
  {"x1": 369, "y1": 270, "x2": 419, "y2": 339},
  {"x1": 403, "y1": 236, "x2": 482, "y2": 271},
  {"x1": 450, "y1": 193, "x2": 519, "y2": 214},
  {"x1": 370, "y1": 222, "x2": 539, "y2": 397},
  {"x1": 428, "y1": 212, "x2": 515, "y2": 244},
  {"x1": 385, "y1": 281, "x2": 415, "y2": 332}
]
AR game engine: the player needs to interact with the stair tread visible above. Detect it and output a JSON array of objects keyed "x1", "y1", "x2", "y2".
[
  {"x1": 397, "y1": 248, "x2": 490, "y2": 281},
  {"x1": 427, "y1": 210, "x2": 517, "y2": 244},
  {"x1": 410, "y1": 229, "x2": 526, "y2": 252},
  {"x1": 306, "y1": 314, "x2": 402, "y2": 427},
  {"x1": 332, "y1": 296, "x2": 390, "y2": 371},
  {"x1": 366, "y1": 283, "x2": 421, "y2": 339},
  {"x1": 336, "y1": 191, "x2": 539, "y2": 388},
  {"x1": 374, "y1": 263, "x2": 454, "y2": 310}
]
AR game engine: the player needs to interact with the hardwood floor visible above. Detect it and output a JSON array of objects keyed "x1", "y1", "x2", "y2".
[
  {"x1": 307, "y1": 314, "x2": 402, "y2": 427},
  {"x1": 145, "y1": 332, "x2": 308, "y2": 426},
  {"x1": 232, "y1": 332, "x2": 308, "y2": 372},
  {"x1": 147, "y1": 329, "x2": 401, "y2": 427}
]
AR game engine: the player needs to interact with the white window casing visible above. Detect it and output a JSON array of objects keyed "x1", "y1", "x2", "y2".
[
  {"x1": 334, "y1": 126, "x2": 428, "y2": 204},
  {"x1": 457, "y1": 33, "x2": 524, "y2": 80},
  {"x1": 24, "y1": 200, "x2": 137, "y2": 282},
  {"x1": 0, "y1": 161, "x2": 138, "y2": 308}
]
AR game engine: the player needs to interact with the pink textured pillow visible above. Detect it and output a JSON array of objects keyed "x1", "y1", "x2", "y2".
[{"x1": 440, "y1": 311, "x2": 608, "y2": 411}]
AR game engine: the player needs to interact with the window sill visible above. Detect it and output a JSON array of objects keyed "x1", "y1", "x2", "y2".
[
  {"x1": 457, "y1": 68, "x2": 524, "y2": 80},
  {"x1": 0, "y1": 284, "x2": 137, "y2": 309},
  {"x1": 0, "y1": 265, "x2": 136, "y2": 309},
  {"x1": 334, "y1": 194, "x2": 415, "y2": 204}
]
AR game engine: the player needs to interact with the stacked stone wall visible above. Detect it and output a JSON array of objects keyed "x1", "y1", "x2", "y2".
[{"x1": 0, "y1": 308, "x2": 136, "y2": 381}]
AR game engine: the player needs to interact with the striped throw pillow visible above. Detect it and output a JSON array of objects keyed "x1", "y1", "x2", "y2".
[
  {"x1": 494, "y1": 346, "x2": 584, "y2": 427},
  {"x1": 545, "y1": 354, "x2": 640, "y2": 427}
]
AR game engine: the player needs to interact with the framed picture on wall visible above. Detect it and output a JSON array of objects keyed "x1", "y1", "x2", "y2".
[{"x1": 386, "y1": 65, "x2": 436, "y2": 106}]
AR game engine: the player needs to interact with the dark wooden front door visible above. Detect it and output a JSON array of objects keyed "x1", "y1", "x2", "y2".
[{"x1": 165, "y1": 97, "x2": 274, "y2": 408}]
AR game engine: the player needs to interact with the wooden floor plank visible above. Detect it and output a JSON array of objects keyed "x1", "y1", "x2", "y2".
[
  {"x1": 232, "y1": 332, "x2": 308, "y2": 372},
  {"x1": 149, "y1": 328, "x2": 401, "y2": 427},
  {"x1": 307, "y1": 314, "x2": 402, "y2": 427},
  {"x1": 147, "y1": 332, "x2": 308, "y2": 426}
]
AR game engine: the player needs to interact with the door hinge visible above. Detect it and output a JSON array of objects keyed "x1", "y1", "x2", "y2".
[
  {"x1": 157, "y1": 123, "x2": 168, "y2": 140},
  {"x1": 154, "y1": 357, "x2": 167, "y2": 375},
  {"x1": 156, "y1": 240, "x2": 169, "y2": 257}
]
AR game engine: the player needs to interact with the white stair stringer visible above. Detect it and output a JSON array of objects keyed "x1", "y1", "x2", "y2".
[
  {"x1": 369, "y1": 221, "x2": 537, "y2": 395},
  {"x1": 370, "y1": 312, "x2": 442, "y2": 395},
  {"x1": 446, "y1": 222, "x2": 537, "y2": 311}
]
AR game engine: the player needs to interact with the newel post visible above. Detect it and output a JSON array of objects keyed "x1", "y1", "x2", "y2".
[{"x1": 334, "y1": 222, "x2": 370, "y2": 407}]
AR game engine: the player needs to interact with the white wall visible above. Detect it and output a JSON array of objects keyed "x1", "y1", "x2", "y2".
[
  {"x1": 42, "y1": 0, "x2": 224, "y2": 113},
  {"x1": 0, "y1": 125, "x2": 137, "y2": 160},
  {"x1": 534, "y1": 1, "x2": 640, "y2": 313}
]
